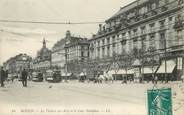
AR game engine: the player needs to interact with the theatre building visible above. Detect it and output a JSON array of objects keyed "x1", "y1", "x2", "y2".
[{"x1": 88, "y1": 0, "x2": 184, "y2": 81}]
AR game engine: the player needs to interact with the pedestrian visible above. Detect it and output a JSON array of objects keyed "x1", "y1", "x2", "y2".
[
  {"x1": 11, "y1": 75, "x2": 15, "y2": 83},
  {"x1": 21, "y1": 69, "x2": 28, "y2": 87},
  {"x1": 0, "y1": 67, "x2": 6, "y2": 87},
  {"x1": 5, "y1": 70, "x2": 8, "y2": 81}
]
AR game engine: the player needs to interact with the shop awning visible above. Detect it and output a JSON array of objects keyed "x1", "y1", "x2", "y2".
[
  {"x1": 141, "y1": 66, "x2": 158, "y2": 74},
  {"x1": 127, "y1": 69, "x2": 134, "y2": 74},
  {"x1": 108, "y1": 70, "x2": 116, "y2": 75},
  {"x1": 156, "y1": 60, "x2": 176, "y2": 74},
  {"x1": 108, "y1": 69, "x2": 134, "y2": 75},
  {"x1": 117, "y1": 69, "x2": 126, "y2": 74}
]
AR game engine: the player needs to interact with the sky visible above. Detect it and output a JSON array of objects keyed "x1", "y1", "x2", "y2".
[{"x1": 0, "y1": 0, "x2": 135, "y2": 65}]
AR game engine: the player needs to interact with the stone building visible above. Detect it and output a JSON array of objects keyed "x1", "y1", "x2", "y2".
[
  {"x1": 89, "y1": 0, "x2": 184, "y2": 80},
  {"x1": 32, "y1": 39, "x2": 51, "y2": 72},
  {"x1": 3, "y1": 54, "x2": 32, "y2": 74},
  {"x1": 51, "y1": 39, "x2": 66, "y2": 71},
  {"x1": 64, "y1": 30, "x2": 89, "y2": 76}
]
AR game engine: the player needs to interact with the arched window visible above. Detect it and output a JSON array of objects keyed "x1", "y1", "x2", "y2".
[{"x1": 179, "y1": 0, "x2": 184, "y2": 4}]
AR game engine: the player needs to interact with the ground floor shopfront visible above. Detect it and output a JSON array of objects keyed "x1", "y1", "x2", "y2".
[{"x1": 87, "y1": 49, "x2": 184, "y2": 82}]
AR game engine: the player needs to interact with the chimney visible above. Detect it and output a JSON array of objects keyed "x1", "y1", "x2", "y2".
[
  {"x1": 99, "y1": 24, "x2": 102, "y2": 33},
  {"x1": 103, "y1": 25, "x2": 106, "y2": 32},
  {"x1": 66, "y1": 30, "x2": 71, "y2": 38},
  {"x1": 92, "y1": 34, "x2": 96, "y2": 38}
]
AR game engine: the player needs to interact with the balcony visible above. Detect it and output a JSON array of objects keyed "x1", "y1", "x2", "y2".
[
  {"x1": 174, "y1": 20, "x2": 184, "y2": 29},
  {"x1": 149, "y1": 28, "x2": 156, "y2": 34},
  {"x1": 171, "y1": 45, "x2": 184, "y2": 51},
  {"x1": 159, "y1": 25, "x2": 167, "y2": 31},
  {"x1": 121, "y1": 39, "x2": 127, "y2": 45},
  {"x1": 132, "y1": 33, "x2": 138, "y2": 38}
]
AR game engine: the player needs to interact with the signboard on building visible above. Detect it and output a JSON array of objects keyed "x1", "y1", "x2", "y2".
[{"x1": 147, "y1": 88, "x2": 172, "y2": 115}]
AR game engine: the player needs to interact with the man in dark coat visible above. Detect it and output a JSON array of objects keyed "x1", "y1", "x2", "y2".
[
  {"x1": 21, "y1": 69, "x2": 28, "y2": 87},
  {"x1": 0, "y1": 67, "x2": 5, "y2": 87}
]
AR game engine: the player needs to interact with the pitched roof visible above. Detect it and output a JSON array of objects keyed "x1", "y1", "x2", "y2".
[{"x1": 106, "y1": 0, "x2": 149, "y2": 22}]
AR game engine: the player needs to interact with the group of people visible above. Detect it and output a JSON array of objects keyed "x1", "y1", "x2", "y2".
[{"x1": 0, "y1": 67, "x2": 28, "y2": 87}]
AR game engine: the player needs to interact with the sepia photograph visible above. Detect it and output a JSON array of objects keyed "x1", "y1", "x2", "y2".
[{"x1": 0, "y1": 0, "x2": 184, "y2": 115}]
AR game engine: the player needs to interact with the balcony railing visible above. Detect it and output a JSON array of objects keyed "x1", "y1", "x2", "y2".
[{"x1": 174, "y1": 20, "x2": 184, "y2": 29}]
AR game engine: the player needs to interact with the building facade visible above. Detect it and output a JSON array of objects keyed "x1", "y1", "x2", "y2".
[
  {"x1": 64, "y1": 30, "x2": 89, "y2": 76},
  {"x1": 3, "y1": 54, "x2": 32, "y2": 74},
  {"x1": 51, "y1": 39, "x2": 66, "y2": 71},
  {"x1": 89, "y1": 0, "x2": 184, "y2": 80},
  {"x1": 32, "y1": 39, "x2": 51, "y2": 72}
]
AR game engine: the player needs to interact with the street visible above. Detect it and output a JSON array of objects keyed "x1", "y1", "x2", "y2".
[{"x1": 0, "y1": 80, "x2": 184, "y2": 115}]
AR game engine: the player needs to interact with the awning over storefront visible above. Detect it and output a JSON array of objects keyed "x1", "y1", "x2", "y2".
[
  {"x1": 156, "y1": 60, "x2": 176, "y2": 74},
  {"x1": 127, "y1": 69, "x2": 134, "y2": 74},
  {"x1": 141, "y1": 66, "x2": 158, "y2": 74},
  {"x1": 108, "y1": 69, "x2": 134, "y2": 75},
  {"x1": 108, "y1": 70, "x2": 116, "y2": 75},
  {"x1": 117, "y1": 69, "x2": 126, "y2": 74}
]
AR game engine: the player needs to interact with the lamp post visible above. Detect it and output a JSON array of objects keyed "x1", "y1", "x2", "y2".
[{"x1": 164, "y1": 35, "x2": 167, "y2": 83}]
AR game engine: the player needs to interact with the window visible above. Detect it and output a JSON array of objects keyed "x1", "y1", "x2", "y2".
[
  {"x1": 160, "y1": 33, "x2": 165, "y2": 49},
  {"x1": 141, "y1": 26, "x2": 146, "y2": 34},
  {"x1": 149, "y1": 34, "x2": 155, "y2": 48},
  {"x1": 97, "y1": 48, "x2": 100, "y2": 58},
  {"x1": 112, "y1": 36, "x2": 115, "y2": 42},
  {"x1": 141, "y1": 37, "x2": 147, "y2": 50},
  {"x1": 149, "y1": 23, "x2": 155, "y2": 28},
  {"x1": 87, "y1": 52, "x2": 90, "y2": 57},
  {"x1": 128, "y1": 31, "x2": 131, "y2": 36},
  {"x1": 102, "y1": 48, "x2": 105, "y2": 58},
  {"x1": 176, "y1": 14, "x2": 183, "y2": 22},
  {"x1": 81, "y1": 46, "x2": 84, "y2": 50},
  {"x1": 159, "y1": 0, "x2": 165, "y2": 6},
  {"x1": 179, "y1": 0, "x2": 184, "y2": 4},
  {"x1": 112, "y1": 43, "x2": 116, "y2": 53},
  {"x1": 102, "y1": 39, "x2": 105, "y2": 45},
  {"x1": 159, "y1": 20, "x2": 165, "y2": 29},
  {"x1": 133, "y1": 29, "x2": 138, "y2": 36},
  {"x1": 169, "y1": 17, "x2": 173, "y2": 22},
  {"x1": 106, "y1": 37, "x2": 110, "y2": 44},
  {"x1": 98, "y1": 41, "x2": 100, "y2": 47},
  {"x1": 133, "y1": 38, "x2": 138, "y2": 49},
  {"x1": 176, "y1": 30, "x2": 183, "y2": 46},
  {"x1": 121, "y1": 33, "x2": 126, "y2": 39},
  {"x1": 151, "y1": 3, "x2": 156, "y2": 10},
  {"x1": 107, "y1": 46, "x2": 110, "y2": 57}
]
